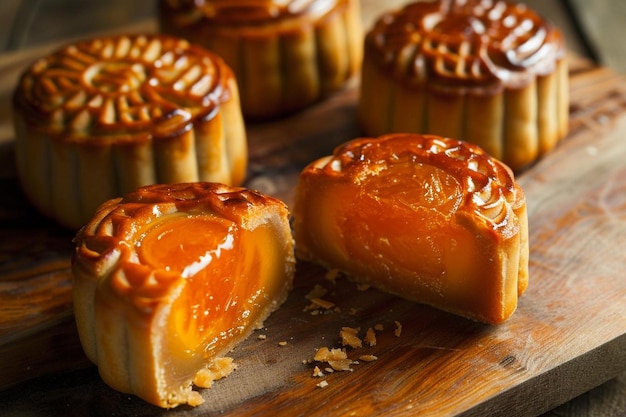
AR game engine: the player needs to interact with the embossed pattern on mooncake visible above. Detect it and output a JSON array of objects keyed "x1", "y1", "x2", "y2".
[
  {"x1": 15, "y1": 35, "x2": 232, "y2": 141},
  {"x1": 162, "y1": 0, "x2": 339, "y2": 23},
  {"x1": 159, "y1": 0, "x2": 363, "y2": 119},
  {"x1": 366, "y1": 0, "x2": 565, "y2": 92}
]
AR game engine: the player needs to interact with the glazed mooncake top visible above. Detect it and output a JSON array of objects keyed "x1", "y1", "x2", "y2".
[
  {"x1": 308, "y1": 133, "x2": 525, "y2": 235},
  {"x1": 160, "y1": 0, "x2": 343, "y2": 23},
  {"x1": 366, "y1": 0, "x2": 565, "y2": 93},
  {"x1": 73, "y1": 182, "x2": 289, "y2": 311},
  {"x1": 14, "y1": 34, "x2": 235, "y2": 144}
]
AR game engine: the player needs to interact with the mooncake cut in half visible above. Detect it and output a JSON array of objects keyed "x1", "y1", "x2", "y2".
[
  {"x1": 293, "y1": 133, "x2": 528, "y2": 324},
  {"x1": 159, "y1": 0, "x2": 362, "y2": 119},
  {"x1": 13, "y1": 34, "x2": 247, "y2": 230},
  {"x1": 72, "y1": 182, "x2": 295, "y2": 408},
  {"x1": 358, "y1": 0, "x2": 568, "y2": 171}
]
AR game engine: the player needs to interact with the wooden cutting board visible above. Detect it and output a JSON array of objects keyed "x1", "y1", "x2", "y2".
[{"x1": 0, "y1": 43, "x2": 625, "y2": 417}]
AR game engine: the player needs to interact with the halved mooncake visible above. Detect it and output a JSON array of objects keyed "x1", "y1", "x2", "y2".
[
  {"x1": 159, "y1": 0, "x2": 363, "y2": 119},
  {"x1": 72, "y1": 182, "x2": 295, "y2": 408},
  {"x1": 293, "y1": 133, "x2": 528, "y2": 324},
  {"x1": 358, "y1": 0, "x2": 568, "y2": 171},
  {"x1": 13, "y1": 34, "x2": 247, "y2": 230}
]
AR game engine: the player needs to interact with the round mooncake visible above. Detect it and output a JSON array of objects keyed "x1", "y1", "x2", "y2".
[
  {"x1": 159, "y1": 0, "x2": 363, "y2": 119},
  {"x1": 358, "y1": 0, "x2": 568, "y2": 171},
  {"x1": 13, "y1": 34, "x2": 247, "y2": 229}
]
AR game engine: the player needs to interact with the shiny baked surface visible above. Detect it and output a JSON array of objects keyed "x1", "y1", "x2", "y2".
[
  {"x1": 13, "y1": 34, "x2": 234, "y2": 142},
  {"x1": 12, "y1": 34, "x2": 248, "y2": 229},
  {"x1": 365, "y1": 0, "x2": 565, "y2": 92}
]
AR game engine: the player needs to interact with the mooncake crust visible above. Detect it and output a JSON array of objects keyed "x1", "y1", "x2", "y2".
[{"x1": 364, "y1": 0, "x2": 565, "y2": 93}]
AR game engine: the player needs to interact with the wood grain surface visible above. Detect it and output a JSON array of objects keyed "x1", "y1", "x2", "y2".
[{"x1": 0, "y1": 9, "x2": 626, "y2": 417}]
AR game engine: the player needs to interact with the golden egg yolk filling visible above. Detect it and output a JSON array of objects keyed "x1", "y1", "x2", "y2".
[
  {"x1": 344, "y1": 162, "x2": 501, "y2": 313},
  {"x1": 127, "y1": 212, "x2": 287, "y2": 391}
]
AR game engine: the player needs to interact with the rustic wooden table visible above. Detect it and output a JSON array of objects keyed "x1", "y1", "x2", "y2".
[{"x1": 0, "y1": 1, "x2": 624, "y2": 416}]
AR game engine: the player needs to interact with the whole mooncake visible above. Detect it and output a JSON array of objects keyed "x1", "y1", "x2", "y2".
[
  {"x1": 358, "y1": 0, "x2": 568, "y2": 171},
  {"x1": 72, "y1": 182, "x2": 295, "y2": 408},
  {"x1": 13, "y1": 34, "x2": 247, "y2": 229},
  {"x1": 293, "y1": 133, "x2": 528, "y2": 324},
  {"x1": 159, "y1": 0, "x2": 363, "y2": 119}
]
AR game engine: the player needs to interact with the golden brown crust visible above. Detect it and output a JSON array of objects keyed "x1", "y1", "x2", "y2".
[
  {"x1": 159, "y1": 0, "x2": 363, "y2": 119},
  {"x1": 364, "y1": 0, "x2": 565, "y2": 93},
  {"x1": 14, "y1": 34, "x2": 235, "y2": 143},
  {"x1": 13, "y1": 34, "x2": 247, "y2": 229},
  {"x1": 358, "y1": 0, "x2": 569, "y2": 171},
  {"x1": 293, "y1": 133, "x2": 528, "y2": 324},
  {"x1": 72, "y1": 182, "x2": 295, "y2": 408}
]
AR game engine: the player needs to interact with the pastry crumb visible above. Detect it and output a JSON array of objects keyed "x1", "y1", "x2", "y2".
[
  {"x1": 193, "y1": 357, "x2": 236, "y2": 389},
  {"x1": 374, "y1": 323, "x2": 384, "y2": 331},
  {"x1": 313, "y1": 347, "x2": 353, "y2": 371},
  {"x1": 317, "y1": 380, "x2": 329, "y2": 388},
  {"x1": 312, "y1": 366, "x2": 324, "y2": 377},
  {"x1": 364, "y1": 327, "x2": 377, "y2": 346},
  {"x1": 278, "y1": 341, "x2": 287, "y2": 346},
  {"x1": 328, "y1": 359, "x2": 353, "y2": 371},
  {"x1": 303, "y1": 297, "x2": 335, "y2": 313},
  {"x1": 313, "y1": 347, "x2": 344, "y2": 362},
  {"x1": 394, "y1": 321, "x2": 402, "y2": 337},
  {"x1": 305, "y1": 284, "x2": 328, "y2": 300},
  {"x1": 359, "y1": 355, "x2": 378, "y2": 362},
  {"x1": 311, "y1": 298, "x2": 335, "y2": 309},
  {"x1": 340, "y1": 327, "x2": 362, "y2": 349},
  {"x1": 257, "y1": 334, "x2": 267, "y2": 340}
]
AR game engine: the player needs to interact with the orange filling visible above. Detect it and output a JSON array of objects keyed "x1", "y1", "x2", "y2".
[
  {"x1": 350, "y1": 162, "x2": 463, "y2": 277},
  {"x1": 299, "y1": 161, "x2": 491, "y2": 307},
  {"x1": 137, "y1": 213, "x2": 286, "y2": 384},
  {"x1": 139, "y1": 215, "x2": 239, "y2": 351}
]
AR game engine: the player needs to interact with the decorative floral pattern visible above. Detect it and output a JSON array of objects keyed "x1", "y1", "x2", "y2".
[
  {"x1": 367, "y1": 0, "x2": 564, "y2": 89},
  {"x1": 15, "y1": 35, "x2": 232, "y2": 141}
]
